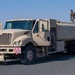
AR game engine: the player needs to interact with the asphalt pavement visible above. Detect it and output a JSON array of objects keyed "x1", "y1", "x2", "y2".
[{"x1": 0, "y1": 53, "x2": 75, "y2": 75}]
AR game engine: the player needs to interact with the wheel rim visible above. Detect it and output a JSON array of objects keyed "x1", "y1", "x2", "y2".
[{"x1": 27, "y1": 49, "x2": 33, "y2": 61}]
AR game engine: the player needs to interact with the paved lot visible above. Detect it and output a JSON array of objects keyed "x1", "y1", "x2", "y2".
[{"x1": 0, "y1": 53, "x2": 75, "y2": 75}]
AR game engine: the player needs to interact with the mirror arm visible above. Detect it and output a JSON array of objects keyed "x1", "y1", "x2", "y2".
[{"x1": 0, "y1": 22, "x2": 2, "y2": 30}]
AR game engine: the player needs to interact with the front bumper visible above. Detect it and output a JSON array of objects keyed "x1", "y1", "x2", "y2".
[{"x1": 0, "y1": 46, "x2": 21, "y2": 54}]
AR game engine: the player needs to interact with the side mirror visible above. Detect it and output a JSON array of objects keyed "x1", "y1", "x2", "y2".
[{"x1": 0, "y1": 22, "x2": 2, "y2": 30}]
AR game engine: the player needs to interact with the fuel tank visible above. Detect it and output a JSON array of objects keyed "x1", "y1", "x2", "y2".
[{"x1": 57, "y1": 22, "x2": 75, "y2": 41}]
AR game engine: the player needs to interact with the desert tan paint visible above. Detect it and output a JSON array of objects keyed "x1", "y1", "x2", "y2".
[
  {"x1": 32, "y1": 19, "x2": 50, "y2": 46},
  {"x1": 57, "y1": 22, "x2": 75, "y2": 40},
  {"x1": 0, "y1": 19, "x2": 75, "y2": 62}
]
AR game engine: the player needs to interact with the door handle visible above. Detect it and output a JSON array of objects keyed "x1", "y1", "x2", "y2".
[
  {"x1": 47, "y1": 37, "x2": 50, "y2": 41},
  {"x1": 37, "y1": 34, "x2": 39, "y2": 37}
]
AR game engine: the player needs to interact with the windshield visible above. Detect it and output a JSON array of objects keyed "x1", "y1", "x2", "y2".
[{"x1": 4, "y1": 20, "x2": 35, "y2": 30}]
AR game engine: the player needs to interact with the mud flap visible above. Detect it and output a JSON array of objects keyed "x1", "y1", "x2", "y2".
[{"x1": 0, "y1": 55, "x2": 4, "y2": 62}]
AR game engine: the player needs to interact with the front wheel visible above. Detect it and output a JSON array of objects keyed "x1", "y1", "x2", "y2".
[{"x1": 21, "y1": 46, "x2": 36, "y2": 65}]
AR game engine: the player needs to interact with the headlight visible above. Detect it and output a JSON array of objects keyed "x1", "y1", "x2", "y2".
[{"x1": 13, "y1": 40, "x2": 22, "y2": 46}]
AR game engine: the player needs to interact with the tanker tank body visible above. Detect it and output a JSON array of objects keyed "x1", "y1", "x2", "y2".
[{"x1": 56, "y1": 22, "x2": 75, "y2": 41}]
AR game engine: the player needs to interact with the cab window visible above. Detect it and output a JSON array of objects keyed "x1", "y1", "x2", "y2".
[{"x1": 33, "y1": 22, "x2": 38, "y2": 33}]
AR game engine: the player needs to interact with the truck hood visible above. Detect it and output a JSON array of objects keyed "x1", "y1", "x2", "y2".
[
  {"x1": 0, "y1": 29, "x2": 30, "y2": 45},
  {"x1": 0, "y1": 29, "x2": 27, "y2": 33}
]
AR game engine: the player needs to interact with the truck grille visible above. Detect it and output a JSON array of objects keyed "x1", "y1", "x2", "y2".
[{"x1": 0, "y1": 33, "x2": 12, "y2": 45}]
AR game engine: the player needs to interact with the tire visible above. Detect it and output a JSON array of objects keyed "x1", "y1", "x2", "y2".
[
  {"x1": 71, "y1": 43, "x2": 75, "y2": 54},
  {"x1": 21, "y1": 46, "x2": 36, "y2": 65},
  {"x1": 67, "y1": 43, "x2": 72, "y2": 54},
  {"x1": 67, "y1": 43, "x2": 75, "y2": 55},
  {"x1": 0, "y1": 61, "x2": 3, "y2": 64}
]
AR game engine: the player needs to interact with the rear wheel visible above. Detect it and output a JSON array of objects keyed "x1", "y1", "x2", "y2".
[
  {"x1": 67, "y1": 43, "x2": 72, "y2": 54},
  {"x1": 67, "y1": 43, "x2": 75, "y2": 54},
  {"x1": 21, "y1": 46, "x2": 36, "y2": 65},
  {"x1": 71, "y1": 43, "x2": 75, "y2": 54}
]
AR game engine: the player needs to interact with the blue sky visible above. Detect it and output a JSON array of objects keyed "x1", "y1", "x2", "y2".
[{"x1": 0, "y1": 0, "x2": 75, "y2": 26}]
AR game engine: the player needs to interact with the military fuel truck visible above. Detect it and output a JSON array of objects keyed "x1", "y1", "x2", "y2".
[{"x1": 0, "y1": 19, "x2": 75, "y2": 64}]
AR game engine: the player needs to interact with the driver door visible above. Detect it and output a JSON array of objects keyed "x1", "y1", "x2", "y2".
[{"x1": 32, "y1": 20, "x2": 50, "y2": 46}]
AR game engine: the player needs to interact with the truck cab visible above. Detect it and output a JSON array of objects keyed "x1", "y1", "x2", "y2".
[{"x1": 0, "y1": 19, "x2": 51, "y2": 64}]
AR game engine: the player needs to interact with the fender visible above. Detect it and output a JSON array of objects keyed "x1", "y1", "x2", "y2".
[
  {"x1": 13, "y1": 35, "x2": 38, "y2": 47},
  {"x1": 22, "y1": 37, "x2": 35, "y2": 46}
]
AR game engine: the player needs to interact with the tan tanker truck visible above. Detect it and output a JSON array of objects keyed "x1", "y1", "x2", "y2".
[{"x1": 0, "y1": 19, "x2": 75, "y2": 64}]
